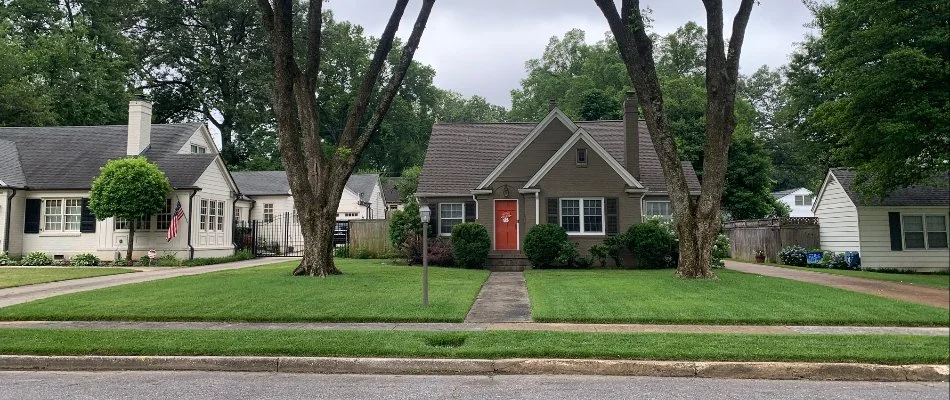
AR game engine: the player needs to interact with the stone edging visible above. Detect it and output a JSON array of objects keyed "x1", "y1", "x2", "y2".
[{"x1": 1, "y1": 355, "x2": 947, "y2": 381}]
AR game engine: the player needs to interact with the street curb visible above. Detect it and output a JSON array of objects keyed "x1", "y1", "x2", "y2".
[{"x1": 1, "y1": 355, "x2": 947, "y2": 381}]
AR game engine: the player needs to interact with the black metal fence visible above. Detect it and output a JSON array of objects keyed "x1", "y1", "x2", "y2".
[{"x1": 234, "y1": 214, "x2": 349, "y2": 257}]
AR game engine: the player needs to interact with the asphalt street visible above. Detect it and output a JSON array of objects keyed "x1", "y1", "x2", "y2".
[{"x1": 1, "y1": 371, "x2": 947, "y2": 399}]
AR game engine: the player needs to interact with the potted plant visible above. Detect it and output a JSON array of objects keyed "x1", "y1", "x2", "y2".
[{"x1": 754, "y1": 250, "x2": 766, "y2": 263}]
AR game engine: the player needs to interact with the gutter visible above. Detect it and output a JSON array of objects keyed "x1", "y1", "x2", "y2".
[
  {"x1": 3, "y1": 188, "x2": 16, "y2": 253},
  {"x1": 231, "y1": 195, "x2": 240, "y2": 252},
  {"x1": 187, "y1": 188, "x2": 200, "y2": 260}
]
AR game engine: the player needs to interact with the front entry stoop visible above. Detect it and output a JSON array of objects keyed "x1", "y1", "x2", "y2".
[
  {"x1": 486, "y1": 251, "x2": 530, "y2": 272},
  {"x1": 464, "y1": 272, "x2": 532, "y2": 323}
]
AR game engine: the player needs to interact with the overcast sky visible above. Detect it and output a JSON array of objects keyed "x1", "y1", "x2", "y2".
[{"x1": 325, "y1": 0, "x2": 816, "y2": 108}]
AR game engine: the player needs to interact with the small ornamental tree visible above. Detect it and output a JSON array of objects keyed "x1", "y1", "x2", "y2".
[{"x1": 89, "y1": 157, "x2": 171, "y2": 261}]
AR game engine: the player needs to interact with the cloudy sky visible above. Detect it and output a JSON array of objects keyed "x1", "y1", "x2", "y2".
[{"x1": 326, "y1": 0, "x2": 816, "y2": 107}]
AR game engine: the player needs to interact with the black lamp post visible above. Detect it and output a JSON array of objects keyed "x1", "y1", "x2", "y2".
[{"x1": 419, "y1": 204, "x2": 431, "y2": 307}]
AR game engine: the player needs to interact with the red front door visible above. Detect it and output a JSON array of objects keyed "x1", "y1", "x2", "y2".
[{"x1": 495, "y1": 200, "x2": 518, "y2": 250}]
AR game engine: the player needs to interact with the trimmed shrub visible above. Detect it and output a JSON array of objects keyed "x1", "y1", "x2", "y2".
[
  {"x1": 156, "y1": 254, "x2": 181, "y2": 267},
  {"x1": 21, "y1": 252, "x2": 53, "y2": 266},
  {"x1": 352, "y1": 247, "x2": 375, "y2": 259},
  {"x1": 181, "y1": 250, "x2": 254, "y2": 267},
  {"x1": 604, "y1": 235, "x2": 626, "y2": 267},
  {"x1": 589, "y1": 244, "x2": 609, "y2": 268},
  {"x1": 523, "y1": 224, "x2": 568, "y2": 268},
  {"x1": 822, "y1": 252, "x2": 850, "y2": 270},
  {"x1": 625, "y1": 220, "x2": 677, "y2": 269},
  {"x1": 427, "y1": 237, "x2": 455, "y2": 266},
  {"x1": 0, "y1": 252, "x2": 14, "y2": 266},
  {"x1": 555, "y1": 241, "x2": 580, "y2": 268},
  {"x1": 451, "y1": 223, "x2": 490, "y2": 269},
  {"x1": 777, "y1": 245, "x2": 808, "y2": 267},
  {"x1": 334, "y1": 245, "x2": 350, "y2": 258},
  {"x1": 70, "y1": 253, "x2": 100, "y2": 266},
  {"x1": 389, "y1": 202, "x2": 423, "y2": 247}
]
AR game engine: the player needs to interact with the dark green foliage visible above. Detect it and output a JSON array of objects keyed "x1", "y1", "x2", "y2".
[
  {"x1": 69, "y1": 253, "x2": 100, "y2": 267},
  {"x1": 21, "y1": 252, "x2": 52, "y2": 266},
  {"x1": 523, "y1": 224, "x2": 568, "y2": 268},
  {"x1": 722, "y1": 129, "x2": 780, "y2": 220},
  {"x1": 588, "y1": 244, "x2": 610, "y2": 268},
  {"x1": 821, "y1": 252, "x2": 851, "y2": 270},
  {"x1": 180, "y1": 250, "x2": 254, "y2": 267},
  {"x1": 624, "y1": 221, "x2": 677, "y2": 269},
  {"x1": 450, "y1": 223, "x2": 490, "y2": 269},
  {"x1": 603, "y1": 235, "x2": 626, "y2": 268},
  {"x1": 555, "y1": 242, "x2": 580, "y2": 268},
  {"x1": 351, "y1": 247, "x2": 374, "y2": 260},
  {"x1": 333, "y1": 245, "x2": 350, "y2": 258},
  {"x1": 389, "y1": 202, "x2": 423, "y2": 247},
  {"x1": 0, "y1": 252, "x2": 14, "y2": 266},
  {"x1": 156, "y1": 254, "x2": 181, "y2": 267},
  {"x1": 579, "y1": 89, "x2": 621, "y2": 121},
  {"x1": 89, "y1": 157, "x2": 171, "y2": 223},
  {"x1": 711, "y1": 234, "x2": 731, "y2": 268}
]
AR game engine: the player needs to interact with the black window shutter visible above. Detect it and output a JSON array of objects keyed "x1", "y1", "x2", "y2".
[
  {"x1": 80, "y1": 198, "x2": 96, "y2": 233},
  {"x1": 546, "y1": 198, "x2": 559, "y2": 225},
  {"x1": 24, "y1": 199, "x2": 41, "y2": 234},
  {"x1": 605, "y1": 198, "x2": 619, "y2": 235},
  {"x1": 464, "y1": 201, "x2": 476, "y2": 222},
  {"x1": 888, "y1": 212, "x2": 903, "y2": 251}
]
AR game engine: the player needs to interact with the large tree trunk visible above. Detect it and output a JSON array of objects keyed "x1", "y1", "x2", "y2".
[
  {"x1": 126, "y1": 224, "x2": 135, "y2": 262},
  {"x1": 258, "y1": 0, "x2": 434, "y2": 277},
  {"x1": 595, "y1": 0, "x2": 755, "y2": 279}
]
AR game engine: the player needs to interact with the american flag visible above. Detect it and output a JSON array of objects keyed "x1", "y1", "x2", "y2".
[{"x1": 166, "y1": 201, "x2": 185, "y2": 242}]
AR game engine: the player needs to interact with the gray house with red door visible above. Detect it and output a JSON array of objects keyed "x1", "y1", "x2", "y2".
[{"x1": 417, "y1": 92, "x2": 700, "y2": 267}]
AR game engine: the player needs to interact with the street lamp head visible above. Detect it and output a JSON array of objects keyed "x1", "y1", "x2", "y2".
[{"x1": 419, "y1": 204, "x2": 431, "y2": 224}]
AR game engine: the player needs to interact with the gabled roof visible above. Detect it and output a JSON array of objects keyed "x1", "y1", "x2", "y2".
[
  {"x1": 771, "y1": 187, "x2": 811, "y2": 199},
  {"x1": 0, "y1": 123, "x2": 210, "y2": 190},
  {"x1": 417, "y1": 117, "x2": 701, "y2": 195},
  {"x1": 231, "y1": 171, "x2": 382, "y2": 200},
  {"x1": 0, "y1": 138, "x2": 26, "y2": 188},
  {"x1": 524, "y1": 127, "x2": 644, "y2": 189},
  {"x1": 381, "y1": 177, "x2": 404, "y2": 203},
  {"x1": 826, "y1": 168, "x2": 949, "y2": 207}
]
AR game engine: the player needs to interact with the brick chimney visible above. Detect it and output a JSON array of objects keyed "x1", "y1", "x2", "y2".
[
  {"x1": 127, "y1": 97, "x2": 152, "y2": 156},
  {"x1": 624, "y1": 91, "x2": 640, "y2": 180}
]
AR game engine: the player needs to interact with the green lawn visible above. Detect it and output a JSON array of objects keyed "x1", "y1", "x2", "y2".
[
  {"x1": 0, "y1": 268, "x2": 135, "y2": 289},
  {"x1": 0, "y1": 260, "x2": 489, "y2": 322},
  {"x1": 0, "y1": 328, "x2": 945, "y2": 365},
  {"x1": 525, "y1": 269, "x2": 950, "y2": 326},
  {"x1": 763, "y1": 263, "x2": 950, "y2": 290}
]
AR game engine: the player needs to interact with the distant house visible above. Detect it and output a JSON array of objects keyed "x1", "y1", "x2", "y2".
[
  {"x1": 772, "y1": 187, "x2": 815, "y2": 217},
  {"x1": 417, "y1": 92, "x2": 700, "y2": 263},
  {"x1": 812, "y1": 168, "x2": 948, "y2": 271},
  {"x1": 381, "y1": 177, "x2": 405, "y2": 215},
  {"x1": 230, "y1": 171, "x2": 388, "y2": 223},
  {"x1": 0, "y1": 100, "x2": 240, "y2": 261}
]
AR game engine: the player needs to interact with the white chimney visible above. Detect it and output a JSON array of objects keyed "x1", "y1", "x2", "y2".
[{"x1": 127, "y1": 98, "x2": 152, "y2": 156}]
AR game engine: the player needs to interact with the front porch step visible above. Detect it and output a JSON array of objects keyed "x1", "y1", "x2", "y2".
[
  {"x1": 486, "y1": 251, "x2": 530, "y2": 271},
  {"x1": 487, "y1": 264, "x2": 527, "y2": 272}
]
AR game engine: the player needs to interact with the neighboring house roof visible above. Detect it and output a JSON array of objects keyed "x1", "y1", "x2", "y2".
[
  {"x1": 417, "y1": 119, "x2": 701, "y2": 195},
  {"x1": 0, "y1": 123, "x2": 212, "y2": 190},
  {"x1": 0, "y1": 138, "x2": 26, "y2": 188},
  {"x1": 381, "y1": 177, "x2": 404, "y2": 204},
  {"x1": 231, "y1": 171, "x2": 382, "y2": 201},
  {"x1": 826, "y1": 168, "x2": 949, "y2": 207},
  {"x1": 771, "y1": 188, "x2": 807, "y2": 199}
]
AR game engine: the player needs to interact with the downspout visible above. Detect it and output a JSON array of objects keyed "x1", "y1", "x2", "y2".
[
  {"x1": 187, "y1": 188, "x2": 199, "y2": 260},
  {"x1": 231, "y1": 195, "x2": 240, "y2": 252},
  {"x1": 3, "y1": 188, "x2": 16, "y2": 253},
  {"x1": 471, "y1": 194, "x2": 479, "y2": 220},
  {"x1": 534, "y1": 192, "x2": 539, "y2": 226}
]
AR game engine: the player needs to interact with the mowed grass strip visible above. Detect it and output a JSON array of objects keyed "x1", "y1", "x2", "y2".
[
  {"x1": 0, "y1": 260, "x2": 489, "y2": 322},
  {"x1": 0, "y1": 268, "x2": 136, "y2": 289},
  {"x1": 0, "y1": 328, "x2": 945, "y2": 365},
  {"x1": 763, "y1": 263, "x2": 950, "y2": 290},
  {"x1": 525, "y1": 269, "x2": 950, "y2": 326}
]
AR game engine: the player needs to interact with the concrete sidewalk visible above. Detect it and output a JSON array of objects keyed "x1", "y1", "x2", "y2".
[
  {"x1": 0, "y1": 257, "x2": 292, "y2": 308},
  {"x1": 464, "y1": 272, "x2": 532, "y2": 323},
  {"x1": 1, "y1": 320, "x2": 946, "y2": 336},
  {"x1": 725, "y1": 260, "x2": 950, "y2": 309}
]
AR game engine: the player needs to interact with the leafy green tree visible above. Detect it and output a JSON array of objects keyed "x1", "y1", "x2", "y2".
[
  {"x1": 395, "y1": 166, "x2": 421, "y2": 201},
  {"x1": 88, "y1": 157, "x2": 171, "y2": 261},
  {"x1": 787, "y1": 0, "x2": 949, "y2": 196},
  {"x1": 722, "y1": 129, "x2": 776, "y2": 220},
  {"x1": 435, "y1": 90, "x2": 508, "y2": 123}
]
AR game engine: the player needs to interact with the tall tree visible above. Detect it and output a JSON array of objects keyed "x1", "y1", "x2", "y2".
[
  {"x1": 788, "y1": 0, "x2": 949, "y2": 196},
  {"x1": 256, "y1": 0, "x2": 436, "y2": 276},
  {"x1": 595, "y1": 0, "x2": 755, "y2": 278}
]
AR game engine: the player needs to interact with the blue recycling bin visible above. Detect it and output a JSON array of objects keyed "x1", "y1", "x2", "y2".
[
  {"x1": 806, "y1": 251, "x2": 824, "y2": 266},
  {"x1": 843, "y1": 251, "x2": 861, "y2": 270}
]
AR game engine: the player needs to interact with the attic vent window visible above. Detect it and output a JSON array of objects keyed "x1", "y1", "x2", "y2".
[
  {"x1": 190, "y1": 143, "x2": 207, "y2": 154},
  {"x1": 576, "y1": 148, "x2": 588, "y2": 167}
]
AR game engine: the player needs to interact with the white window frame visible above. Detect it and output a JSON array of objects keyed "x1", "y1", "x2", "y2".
[
  {"x1": 559, "y1": 197, "x2": 605, "y2": 235},
  {"x1": 156, "y1": 199, "x2": 173, "y2": 230},
  {"x1": 200, "y1": 199, "x2": 209, "y2": 231},
  {"x1": 190, "y1": 143, "x2": 207, "y2": 154},
  {"x1": 643, "y1": 200, "x2": 673, "y2": 221},
  {"x1": 263, "y1": 203, "x2": 274, "y2": 223},
  {"x1": 216, "y1": 200, "x2": 225, "y2": 231},
  {"x1": 794, "y1": 194, "x2": 813, "y2": 206},
  {"x1": 42, "y1": 198, "x2": 82, "y2": 232},
  {"x1": 902, "y1": 214, "x2": 949, "y2": 250},
  {"x1": 114, "y1": 216, "x2": 151, "y2": 231},
  {"x1": 575, "y1": 148, "x2": 588, "y2": 167},
  {"x1": 439, "y1": 203, "x2": 464, "y2": 237}
]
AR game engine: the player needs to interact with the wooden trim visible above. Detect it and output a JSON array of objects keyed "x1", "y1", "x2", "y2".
[{"x1": 523, "y1": 128, "x2": 644, "y2": 189}]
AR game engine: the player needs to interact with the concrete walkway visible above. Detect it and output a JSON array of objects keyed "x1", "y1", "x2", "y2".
[
  {"x1": 0, "y1": 320, "x2": 946, "y2": 336},
  {"x1": 725, "y1": 260, "x2": 950, "y2": 309},
  {"x1": 464, "y1": 272, "x2": 532, "y2": 323},
  {"x1": 0, "y1": 257, "x2": 292, "y2": 308}
]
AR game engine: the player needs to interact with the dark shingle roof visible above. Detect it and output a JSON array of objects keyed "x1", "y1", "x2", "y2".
[
  {"x1": 830, "y1": 168, "x2": 949, "y2": 207},
  {"x1": 381, "y1": 177, "x2": 404, "y2": 203},
  {"x1": 418, "y1": 119, "x2": 701, "y2": 194},
  {"x1": 0, "y1": 123, "x2": 209, "y2": 189},
  {"x1": 231, "y1": 171, "x2": 381, "y2": 199},
  {"x1": 0, "y1": 139, "x2": 26, "y2": 188}
]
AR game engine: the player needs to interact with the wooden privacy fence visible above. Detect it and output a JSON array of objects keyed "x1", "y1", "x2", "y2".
[
  {"x1": 723, "y1": 217, "x2": 819, "y2": 263},
  {"x1": 348, "y1": 219, "x2": 392, "y2": 255}
]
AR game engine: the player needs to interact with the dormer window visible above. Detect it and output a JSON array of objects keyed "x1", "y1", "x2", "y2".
[
  {"x1": 576, "y1": 148, "x2": 588, "y2": 167},
  {"x1": 190, "y1": 143, "x2": 207, "y2": 154}
]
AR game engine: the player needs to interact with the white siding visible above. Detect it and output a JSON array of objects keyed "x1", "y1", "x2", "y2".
[
  {"x1": 858, "y1": 206, "x2": 949, "y2": 271},
  {"x1": 777, "y1": 188, "x2": 815, "y2": 217},
  {"x1": 337, "y1": 189, "x2": 364, "y2": 220},
  {"x1": 177, "y1": 126, "x2": 216, "y2": 154},
  {"x1": 95, "y1": 190, "x2": 195, "y2": 260},
  {"x1": 6, "y1": 191, "x2": 24, "y2": 255},
  {"x1": 247, "y1": 195, "x2": 294, "y2": 221},
  {"x1": 192, "y1": 159, "x2": 235, "y2": 250},
  {"x1": 0, "y1": 189, "x2": 8, "y2": 253},
  {"x1": 814, "y1": 176, "x2": 861, "y2": 252}
]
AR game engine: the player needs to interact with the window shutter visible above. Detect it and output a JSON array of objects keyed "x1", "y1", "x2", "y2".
[
  {"x1": 24, "y1": 199, "x2": 41, "y2": 234},
  {"x1": 80, "y1": 198, "x2": 96, "y2": 233},
  {"x1": 888, "y1": 212, "x2": 903, "y2": 251},
  {"x1": 546, "y1": 198, "x2": 559, "y2": 224},
  {"x1": 464, "y1": 201, "x2": 476, "y2": 222},
  {"x1": 605, "y1": 198, "x2": 619, "y2": 236}
]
